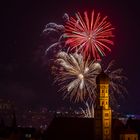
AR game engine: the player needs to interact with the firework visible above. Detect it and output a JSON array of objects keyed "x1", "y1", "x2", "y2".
[
  {"x1": 80, "y1": 102, "x2": 94, "y2": 118},
  {"x1": 42, "y1": 13, "x2": 69, "y2": 55},
  {"x1": 42, "y1": 22, "x2": 65, "y2": 54},
  {"x1": 52, "y1": 51, "x2": 101, "y2": 102},
  {"x1": 104, "y1": 60, "x2": 128, "y2": 108},
  {"x1": 80, "y1": 61, "x2": 128, "y2": 111},
  {"x1": 52, "y1": 54, "x2": 127, "y2": 107},
  {"x1": 64, "y1": 10, "x2": 114, "y2": 60}
]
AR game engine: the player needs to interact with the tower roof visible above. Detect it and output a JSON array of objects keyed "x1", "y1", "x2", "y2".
[{"x1": 96, "y1": 71, "x2": 109, "y2": 84}]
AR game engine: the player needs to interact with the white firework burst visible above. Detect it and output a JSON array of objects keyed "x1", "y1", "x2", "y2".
[{"x1": 52, "y1": 51, "x2": 101, "y2": 102}]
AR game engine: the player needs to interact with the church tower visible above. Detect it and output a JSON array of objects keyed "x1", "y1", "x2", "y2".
[{"x1": 94, "y1": 71, "x2": 112, "y2": 140}]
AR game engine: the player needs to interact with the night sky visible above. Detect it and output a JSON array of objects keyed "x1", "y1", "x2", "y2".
[{"x1": 0, "y1": 0, "x2": 140, "y2": 114}]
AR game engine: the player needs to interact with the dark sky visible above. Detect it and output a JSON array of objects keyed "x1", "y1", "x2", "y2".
[{"x1": 0, "y1": 0, "x2": 140, "y2": 114}]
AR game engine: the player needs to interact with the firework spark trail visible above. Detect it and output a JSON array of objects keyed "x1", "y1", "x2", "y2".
[
  {"x1": 80, "y1": 102, "x2": 94, "y2": 118},
  {"x1": 52, "y1": 51, "x2": 101, "y2": 102},
  {"x1": 64, "y1": 10, "x2": 114, "y2": 60},
  {"x1": 104, "y1": 60, "x2": 128, "y2": 108}
]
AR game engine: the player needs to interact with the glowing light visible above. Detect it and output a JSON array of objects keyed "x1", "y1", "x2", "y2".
[
  {"x1": 94, "y1": 62, "x2": 102, "y2": 70},
  {"x1": 52, "y1": 51, "x2": 101, "y2": 102},
  {"x1": 81, "y1": 102, "x2": 94, "y2": 118},
  {"x1": 64, "y1": 10, "x2": 114, "y2": 60},
  {"x1": 78, "y1": 74, "x2": 84, "y2": 80}
]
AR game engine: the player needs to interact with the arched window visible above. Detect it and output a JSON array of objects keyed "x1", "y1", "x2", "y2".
[{"x1": 102, "y1": 101, "x2": 104, "y2": 105}]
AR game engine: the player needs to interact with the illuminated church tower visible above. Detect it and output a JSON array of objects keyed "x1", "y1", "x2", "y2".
[{"x1": 94, "y1": 71, "x2": 112, "y2": 140}]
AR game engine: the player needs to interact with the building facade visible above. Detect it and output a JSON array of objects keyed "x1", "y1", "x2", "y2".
[{"x1": 120, "y1": 129, "x2": 138, "y2": 140}]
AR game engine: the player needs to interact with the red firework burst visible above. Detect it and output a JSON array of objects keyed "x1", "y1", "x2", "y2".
[{"x1": 64, "y1": 10, "x2": 114, "y2": 60}]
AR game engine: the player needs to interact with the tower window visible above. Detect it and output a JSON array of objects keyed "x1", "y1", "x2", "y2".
[
  {"x1": 105, "y1": 129, "x2": 109, "y2": 135},
  {"x1": 102, "y1": 101, "x2": 104, "y2": 105},
  {"x1": 102, "y1": 90, "x2": 104, "y2": 93},
  {"x1": 105, "y1": 113, "x2": 108, "y2": 117}
]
